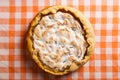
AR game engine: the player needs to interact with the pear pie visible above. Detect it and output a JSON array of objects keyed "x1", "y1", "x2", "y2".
[{"x1": 26, "y1": 6, "x2": 95, "y2": 75}]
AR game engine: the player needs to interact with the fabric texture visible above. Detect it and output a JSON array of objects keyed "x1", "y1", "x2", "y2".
[{"x1": 0, "y1": 0, "x2": 120, "y2": 80}]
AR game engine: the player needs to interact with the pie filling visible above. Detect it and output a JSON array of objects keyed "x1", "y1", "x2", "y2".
[{"x1": 33, "y1": 11, "x2": 88, "y2": 71}]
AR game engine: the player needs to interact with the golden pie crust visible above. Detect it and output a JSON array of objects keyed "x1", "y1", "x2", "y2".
[{"x1": 26, "y1": 6, "x2": 95, "y2": 75}]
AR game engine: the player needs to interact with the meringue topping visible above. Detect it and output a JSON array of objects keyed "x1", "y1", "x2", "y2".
[{"x1": 33, "y1": 12, "x2": 88, "y2": 71}]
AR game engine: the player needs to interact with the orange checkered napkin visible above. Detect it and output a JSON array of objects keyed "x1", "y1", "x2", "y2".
[{"x1": 0, "y1": 0, "x2": 120, "y2": 80}]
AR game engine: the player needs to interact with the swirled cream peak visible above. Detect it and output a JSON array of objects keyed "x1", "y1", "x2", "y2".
[{"x1": 33, "y1": 12, "x2": 88, "y2": 71}]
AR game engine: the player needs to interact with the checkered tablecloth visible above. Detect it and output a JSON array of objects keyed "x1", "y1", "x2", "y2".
[{"x1": 0, "y1": 0, "x2": 120, "y2": 80}]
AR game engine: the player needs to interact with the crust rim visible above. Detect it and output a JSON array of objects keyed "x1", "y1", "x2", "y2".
[{"x1": 26, "y1": 5, "x2": 95, "y2": 75}]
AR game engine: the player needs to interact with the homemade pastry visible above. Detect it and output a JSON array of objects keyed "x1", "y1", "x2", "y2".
[{"x1": 26, "y1": 6, "x2": 95, "y2": 75}]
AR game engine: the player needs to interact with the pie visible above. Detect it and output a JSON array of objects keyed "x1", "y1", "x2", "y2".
[{"x1": 26, "y1": 6, "x2": 95, "y2": 75}]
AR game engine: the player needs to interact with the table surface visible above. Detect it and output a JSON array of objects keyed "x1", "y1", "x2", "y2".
[{"x1": 0, "y1": 0, "x2": 120, "y2": 80}]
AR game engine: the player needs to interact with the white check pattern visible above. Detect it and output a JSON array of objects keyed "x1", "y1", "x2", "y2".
[{"x1": 0, "y1": 0, "x2": 120, "y2": 80}]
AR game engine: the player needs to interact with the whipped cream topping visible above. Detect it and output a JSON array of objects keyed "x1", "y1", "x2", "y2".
[{"x1": 33, "y1": 12, "x2": 88, "y2": 71}]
